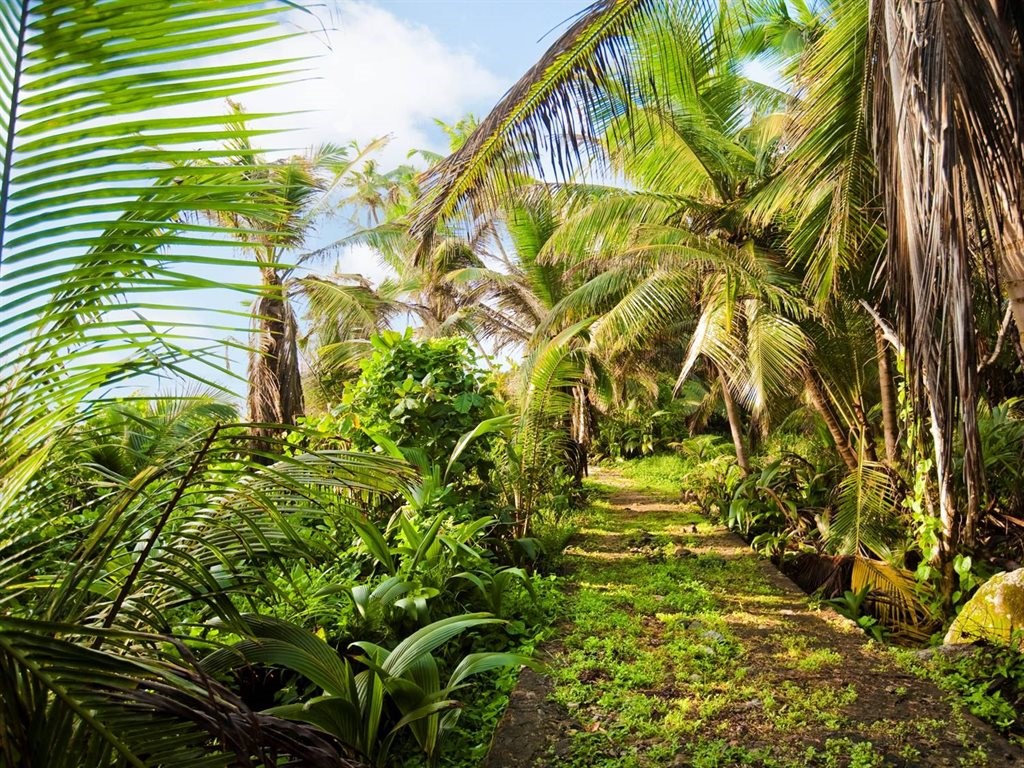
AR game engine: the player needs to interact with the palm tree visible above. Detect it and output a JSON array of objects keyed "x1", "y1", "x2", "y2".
[
  {"x1": 408, "y1": 0, "x2": 1023, "y2": 605},
  {"x1": 752, "y1": 0, "x2": 1022, "y2": 597},
  {"x1": 450, "y1": 7, "x2": 817, "y2": 473},
  {"x1": 204, "y1": 111, "x2": 386, "y2": 454},
  {"x1": 299, "y1": 271, "x2": 401, "y2": 405}
]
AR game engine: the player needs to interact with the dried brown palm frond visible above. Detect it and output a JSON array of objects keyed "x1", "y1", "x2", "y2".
[
  {"x1": 869, "y1": 1, "x2": 1024, "y2": 558},
  {"x1": 851, "y1": 557, "x2": 936, "y2": 641}
]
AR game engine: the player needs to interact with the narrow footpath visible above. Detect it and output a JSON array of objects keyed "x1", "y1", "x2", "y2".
[{"x1": 484, "y1": 469, "x2": 1024, "y2": 767}]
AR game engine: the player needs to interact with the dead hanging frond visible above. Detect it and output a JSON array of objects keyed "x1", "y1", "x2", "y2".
[
  {"x1": 869, "y1": 0, "x2": 1024, "y2": 550},
  {"x1": 410, "y1": 0, "x2": 716, "y2": 255}
]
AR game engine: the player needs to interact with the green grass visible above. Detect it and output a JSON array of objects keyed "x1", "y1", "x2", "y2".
[
  {"x1": 448, "y1": 463, "x2": 1014, "y2": 767},
  {"x1": 612, "y1": 453, "x2": 691, "y2": 497},
  {"x1": 525, "y1": 466, "x2": 1012, "y2": 767}
]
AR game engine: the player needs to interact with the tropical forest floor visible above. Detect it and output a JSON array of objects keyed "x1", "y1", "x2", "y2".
[{"x1": 482, "y1": 467, "x2": 1024, "y2": 768}]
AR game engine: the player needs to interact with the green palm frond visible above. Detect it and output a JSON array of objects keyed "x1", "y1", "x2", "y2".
[
  {"x1": 1, "y1": 0, "x2": 310, "y2": 517},
  {"x1": 829, "y1": 460, "x2": 901, "y2": 559},
  {"x1": 411, "y1": 0, "x2": 720, "y2": 248},
  {"x1": 5, "y1": 424, "x2": 410, "y2": 630},
  {"x1": 500, "y1": 319, "x2": 593, "y2": 530},
  {"x1": 747, "y1": 0, "x2": 880, "y2": 308},
  {"x1": 539, "y1": 190, "x2": 700, "y2": 266},
  {"x1": 741, "y1": 298, "x2": 810, "y2": 414},
  {"x1": 0, "y1": 617, "x2": 359, "y2": 768}
]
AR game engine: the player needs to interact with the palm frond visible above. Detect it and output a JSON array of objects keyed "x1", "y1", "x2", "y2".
[
  {"x1": 748, "y1": 0, "x2": 881, "y2": 307},
  {"x1": 828, "y1": 460, "x2": 901, "y2": 559},
  {"x1": 850, "y1": 558, "x2": 934, "y2": 640},
  {"x1": 0, "y1": 617, "x2": 358, "y2": 768},
  {"x1": 411, "y1": 0, "x2": 718, "y2": 249},
  {"x1": 1, "y1": 0, "x2": 309, "y2": 519}
]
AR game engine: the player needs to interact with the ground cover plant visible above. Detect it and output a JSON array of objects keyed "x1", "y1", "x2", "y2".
[{"x1": 528, "y1": 469, "x2": 1018, "y2": 767}]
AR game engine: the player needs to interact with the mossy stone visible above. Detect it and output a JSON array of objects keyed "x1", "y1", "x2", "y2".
[{"x1": 945, "y1": 568, "x2": 1024, "y2": 648}]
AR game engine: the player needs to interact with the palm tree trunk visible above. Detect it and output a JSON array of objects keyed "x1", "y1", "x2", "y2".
[
  {"x1": 852, "y1": 401, "x2": 877, "y2": 463},
  {"x1": 718, "y1": 369, "x2": 750, "y2": 474},
  {"x1": 569, "y1": 384, "x2": 592, "y2": 482},
  {"x1": 248, "y1": 269, "x2": 304, "y2": 459},
  {"x1": 924, "y1": 386, "x2": 959, "y2": 612},
  {"x1": 875, "y1": 327, "x2": 900, "y2": 464},
  {"x1": 803, "y1": 369, "x2": 858, "y2": 472},
  {"x1": 1001, "y1": 228, "x2": 1024, "y2": 341}
]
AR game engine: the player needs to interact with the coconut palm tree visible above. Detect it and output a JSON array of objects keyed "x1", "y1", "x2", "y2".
[
  {"x1": 750, "y1": 0, "x2": 1023, "y2": 597},
  {"x1": 203, "y1": 111, "x2": 387, "y2": 454},
  {"x1": 447, "y1": 5, "x2": 818, "y2": 473}
]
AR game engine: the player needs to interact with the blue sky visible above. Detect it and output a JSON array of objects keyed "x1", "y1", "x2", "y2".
[
  {"x1": 247, "y1": 1, "x2": 588, "y2": 163},
  {"x1": 226, "y1": 1, "x2": 596, "y2": 272},
  {"x1": 375, "y1": 0, "x2": 586, "y2": 77}
]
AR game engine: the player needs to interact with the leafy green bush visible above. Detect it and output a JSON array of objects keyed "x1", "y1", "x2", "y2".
[
  {"x1": 336, "y1": 331, "x2": 500, "y2": 470},
  {"x1": 204, "y1": 613, "x2": 531, "y2": 768},
  {"x1": 593, "y1": 380, "x2": 705, "y2": 461},
  {"x1": 969, "y1": 398, "x2": 1024, "y2": 522},
  {"x1": 722, "y1": 456, "x2": 830, "y2": 555},
  {"x1": 593, "y1": 398, "x2": 661, "y2": 460}
]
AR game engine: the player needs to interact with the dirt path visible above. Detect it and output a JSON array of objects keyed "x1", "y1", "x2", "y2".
[{"x1": 483, "y1": 469, "x2": 1024, "y2": 768}]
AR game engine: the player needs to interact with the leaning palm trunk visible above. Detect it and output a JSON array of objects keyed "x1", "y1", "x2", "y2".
[
  {"x1": 803, "y1": 369, "x2": 859, "y2": 472},
  {"x1": 718, "y1": 369, "x2": 750, "y2": 474},
  {"x1": 875, "y1": 327, "x2": 901, "y2": 465},
  {"x1": 248, "y1": 270, "x2": 304, "y2": 458}
]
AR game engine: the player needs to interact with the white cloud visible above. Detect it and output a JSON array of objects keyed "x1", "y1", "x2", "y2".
[
  {"x1": 235, "y1": 1, "x2": 501, "y2": 164},
  {"x1": 330, "y1": 242, "x2": 395, "y2": 286}
]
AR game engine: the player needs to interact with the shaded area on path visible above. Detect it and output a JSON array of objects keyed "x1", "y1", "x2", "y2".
[{"x1": 483, "y1": 469, "x2": 1024, "y2": 767}]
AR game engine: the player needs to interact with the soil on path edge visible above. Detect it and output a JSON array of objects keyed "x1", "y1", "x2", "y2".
[{"x1": 482, "y1": 469, "x2": 1024, "y2": 768}]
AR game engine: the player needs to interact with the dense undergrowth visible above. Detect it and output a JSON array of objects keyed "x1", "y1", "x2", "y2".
[{"x1": 1, "y1": 331, "x2": 590, "y2": 767}]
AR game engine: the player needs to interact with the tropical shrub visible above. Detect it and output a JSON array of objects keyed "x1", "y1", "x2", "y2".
[
  {"x1": 593, "y1": 381, "x2": 704, "y2": 461},
  {"x1": 336, "y1": 331, "x2": 500, "y2": 467},
  {"x1": 593, "y1": 398, "x2": 662, "y2": 460},
  {"x1": 203, "y1": 613, "x2": 530, "y2": 768},
  {"x1": 971, "y1": 399, "x2": 1024, "y2": 523},
  {"x1": 723, "y1": 455, "x2": 831, "y2": 552}
]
